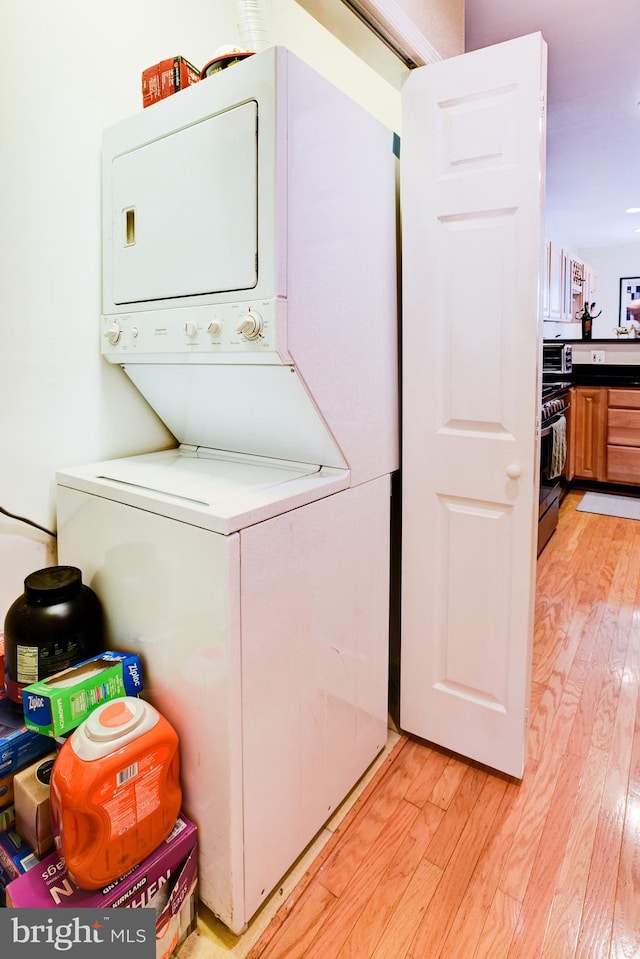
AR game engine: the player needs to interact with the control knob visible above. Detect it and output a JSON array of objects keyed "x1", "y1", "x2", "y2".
[
  {"x1": 185, "y1": 320, "x2": 198, "y2": 338},
  {"x1": 207, "y1": 321, "x2": 221, "y2": 336},
  {"x1": 104, "y1": 322, "x2": 121, "y2": 346},
  {"x1": 236, "y1": 312, "x2": 263, "y2": 341}
]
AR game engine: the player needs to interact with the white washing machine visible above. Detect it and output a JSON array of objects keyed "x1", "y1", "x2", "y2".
[{"x1": 56, "y1": 47, "x2": 398, "y2": 934}]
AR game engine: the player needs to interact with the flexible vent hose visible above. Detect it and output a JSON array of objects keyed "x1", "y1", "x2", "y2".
[{"x1": 237, "y1": 0, "x2": 270, "y2": 52}]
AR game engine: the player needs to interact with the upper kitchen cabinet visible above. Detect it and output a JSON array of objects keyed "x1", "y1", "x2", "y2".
[
  {"x1": 542, "y1": 241, "x2": 598, "y2": 322},
  {"x1": 545, "y1": 241, "x2": 566, "y2": 320},
  {"x1": 583, "y1": 262, "x2": 599, "y2": 307}
]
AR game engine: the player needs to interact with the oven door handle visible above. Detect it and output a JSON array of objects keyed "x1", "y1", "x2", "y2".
[{"x1": 540, "y1": 408, "x2": 568, "y2": 437}]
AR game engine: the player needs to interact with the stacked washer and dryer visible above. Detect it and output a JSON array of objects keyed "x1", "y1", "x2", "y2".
[{"x1": 55, "y1": 47, "x2": 398, "y2": 934}]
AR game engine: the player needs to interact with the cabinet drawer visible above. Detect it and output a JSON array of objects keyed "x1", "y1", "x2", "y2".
[
  {"x1": 607, "y1": 408, "x2": 640, "y2": 447},
  {"x1": 608, "y1": 388, "x2": 640, "y2": 409},
  {"x1": 606, "y1": 445, "x2": 640, "y2": 484}
]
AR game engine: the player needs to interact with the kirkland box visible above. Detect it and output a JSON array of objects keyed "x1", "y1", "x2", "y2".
[
  {"x1": 7, "y1": 814, "x2": 198, "y2": 959},
  {"x1": 142, "y1": 56, "x2": 200, "y2": 108},
  {"x1": 22, "y1": 651, "x2": 144, "y2": 737},
  {"x1": 0, "y1": 698, "x2": 52, "y2": 776}
]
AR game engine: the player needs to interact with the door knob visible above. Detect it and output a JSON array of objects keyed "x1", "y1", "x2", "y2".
[{"x1": 506, "y1": 464, "x2": 522, "y2": 479}]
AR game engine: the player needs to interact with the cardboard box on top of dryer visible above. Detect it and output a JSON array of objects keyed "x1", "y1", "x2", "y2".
[
  {"x1": 0, "y1": 698, "x2": 53, "y2": 777},
  {"x1": 21, "y1": 651, "x2": 144, "y2": 737},
  {"x1": 7, "y1": 813, "x2": 198, "y2": 959},
  {"x1": 142, "y1": 56, "x2": 200, "y2": 108}
]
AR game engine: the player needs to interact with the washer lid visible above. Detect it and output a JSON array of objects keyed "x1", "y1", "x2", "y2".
[{"x1": 57, "y1": 447, "x2": 350, "y2": 534}]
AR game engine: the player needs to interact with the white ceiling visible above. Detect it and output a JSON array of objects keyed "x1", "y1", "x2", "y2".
[{"x1": 465, "y1": 0, "x2": 640, "y2": 252}]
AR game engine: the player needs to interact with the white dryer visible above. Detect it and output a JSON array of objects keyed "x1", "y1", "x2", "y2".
[{"x1": 56, "y1": 46, "x2": 398, "y2": 934}]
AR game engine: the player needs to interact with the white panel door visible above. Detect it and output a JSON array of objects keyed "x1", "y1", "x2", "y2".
[{"x1": 400, "y1": 33, "x2": 546, "y2": 778}]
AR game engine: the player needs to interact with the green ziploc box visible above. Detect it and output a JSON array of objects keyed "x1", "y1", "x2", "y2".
[{"x1": 21, "y1": 652, "x2": 144, "y2": 737}]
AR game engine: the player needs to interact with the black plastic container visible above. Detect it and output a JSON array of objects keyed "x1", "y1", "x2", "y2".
[{"x1": 3, "y1": 566, "x2": 104, "y2": 706}]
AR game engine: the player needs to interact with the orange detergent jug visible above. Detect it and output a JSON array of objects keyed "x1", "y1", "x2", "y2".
[{"x1": 49, "y1": 696, "x2": 182, "y2": 890}]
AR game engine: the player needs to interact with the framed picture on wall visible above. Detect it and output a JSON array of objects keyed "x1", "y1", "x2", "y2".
[{"x1": 619, "y1": 276, "x2": 640, "y2": 326}]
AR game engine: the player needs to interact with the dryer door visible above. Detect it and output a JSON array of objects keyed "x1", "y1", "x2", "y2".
[{"x1": 110, "y1": 100, "x2": 258, "y2": 305}]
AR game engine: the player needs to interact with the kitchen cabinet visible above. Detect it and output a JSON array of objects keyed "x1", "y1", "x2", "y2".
[
  {"x1": 542, "y1": 240, "x2": 550, "y2": 318},
  {"x1": 565, "y1": 389, "x2": 575, "y2": 482},
  {"x1": 546, "y1": 242, "x2": 565, "y2": 320},
  {"x1": 542, "y1": 244, "x2": 598, "y2": 322},
  {"x1": 606, "y1": 388, "x2": 640, "y2": 484},
  {"x1": 583, "y1": 264, "x2": 599, "y2": 308},
  {"x1": 572, "y1": 386, "x2": 606, "y2": 480}
]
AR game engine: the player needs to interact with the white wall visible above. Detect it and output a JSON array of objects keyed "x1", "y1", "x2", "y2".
[
  {"x1": 0, "y1": 0, "x2": 400, "y2": 619},
  {"x1": 576, "y1": 243, "x2": 640, "y2": 339},
  {"x1": 542, "y1": 242, "x2": 640, "y2": 340}
]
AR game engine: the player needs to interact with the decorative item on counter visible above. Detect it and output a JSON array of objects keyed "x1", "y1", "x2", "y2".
[
  {"x1": 3, "y1": 566, "x2": 104, "y2": 706},
  {"x1": 22, "y1": 650, "x2": 144, "y2": 737},
  {"x1": 49, "y1": 696, "x2": 181, "y2": 890},
  {"x1": 142, "y1": 56, "x2": 200, "y2": 108},
  {"x1": 201, "y1": 46, "x2": 255, "y2": 78},
  {"x1": 14, "y1": 753, "x2": 56, "y2": 858},
  {"x1": 6, "y1": 814, "x2": 198, "y2": 959},
  {"x1": 577, "y1": 302, "x2": 601, "y2": 340}
]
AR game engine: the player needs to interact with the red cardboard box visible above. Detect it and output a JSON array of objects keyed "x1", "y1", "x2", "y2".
[
  {"x1": 142, "y1": 56, "x2": 200, "y2": 108},
  {"x1": 7, "y1": 814, "x2": 198, "y2": 959}
]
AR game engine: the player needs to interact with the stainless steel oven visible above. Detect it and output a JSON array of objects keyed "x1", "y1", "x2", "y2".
[{"x1": 538, "y1": 381, "x2": 571, "y2": 555}]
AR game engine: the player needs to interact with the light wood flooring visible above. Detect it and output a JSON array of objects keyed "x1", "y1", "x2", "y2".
[{"x1": 233, "y1": 488, "x2": 640, "y2": 959}]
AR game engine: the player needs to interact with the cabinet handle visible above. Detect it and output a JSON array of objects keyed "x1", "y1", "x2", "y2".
[{"x1": 506, "y1": 464, "x2": 522, "y2": 479}]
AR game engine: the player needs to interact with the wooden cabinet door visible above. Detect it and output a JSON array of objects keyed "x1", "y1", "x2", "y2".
[
  {"x1": 565, "y1": 388, "x2": 575, "y2": 481},
  {"x1": 573, "y1": 387, "x2": 606, "y2": 480},
  {"x1": 606, "y1": 388, "x2": 640, "y2": 484}
]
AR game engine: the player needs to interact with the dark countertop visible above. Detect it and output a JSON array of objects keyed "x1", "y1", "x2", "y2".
[
  {"x1": 547, "y1": 338, "x2": 640, "y2": 344},
  {"x1": 569, "y1": 365, "x2": 640, "y2": 387}
]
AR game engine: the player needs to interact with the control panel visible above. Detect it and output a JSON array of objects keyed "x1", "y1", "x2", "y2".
[{"x1": 101, "y1": 299, "x2": 283, "y2": 364}]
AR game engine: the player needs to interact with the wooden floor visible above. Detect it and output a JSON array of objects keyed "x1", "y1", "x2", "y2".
[{"x1": 246, "y1": 489, "x2": 640, "y2": 959}]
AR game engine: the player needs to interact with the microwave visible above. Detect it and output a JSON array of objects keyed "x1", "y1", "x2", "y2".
[{"x1": 543, "y1": 342, "x2": 572, "y2": 374}]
